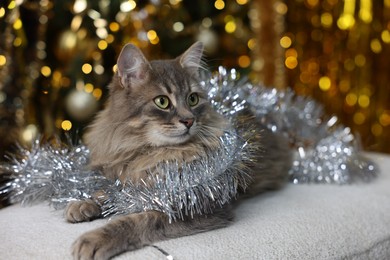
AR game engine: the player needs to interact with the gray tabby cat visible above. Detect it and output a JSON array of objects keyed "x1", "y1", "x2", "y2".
[{"x1": 65, "y1": 42, "x2": 292, "y2": 260}]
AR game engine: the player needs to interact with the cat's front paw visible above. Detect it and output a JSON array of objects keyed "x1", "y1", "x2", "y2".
[
  {"x1": 65, "y1": 199, "x2": 101, "y2": 223},
  {"x1": 72, "y1": 229, "x2": 111, "y2": 260},
  {"x1": 72, "y1": 227, "x2": 134, "y2": 260}
]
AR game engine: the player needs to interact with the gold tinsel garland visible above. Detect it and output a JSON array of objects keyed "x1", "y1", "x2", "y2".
[
  {"x1": 250, "y1": 0, "x2": 286, "y2": 89},
  {"x1": 281, "y1": 0, "x2": 390, "y2": 153}
]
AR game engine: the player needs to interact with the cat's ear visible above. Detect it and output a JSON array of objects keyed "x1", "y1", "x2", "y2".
[
  {"x1": 117, "y1": 43, "x2": 151, "y2": 88},
  {"x1": 179, "y1": 41, "x2": 205, "y2": 75}
]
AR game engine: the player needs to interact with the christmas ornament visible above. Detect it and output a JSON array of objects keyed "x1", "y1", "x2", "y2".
[
  {"x1": 197, "y1": 28, "x2": 219, "y2": 54},
  {"x1": 65, "y1": 89, "x2": 99, "y2": 122},
  {"x1": 0, "y1": 68, "x2": 377, "y2": 221}
]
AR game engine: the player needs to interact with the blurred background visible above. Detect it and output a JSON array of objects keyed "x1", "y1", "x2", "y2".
[{"x1": 0, "y1": 0, "x2": 389, "y2": 159}]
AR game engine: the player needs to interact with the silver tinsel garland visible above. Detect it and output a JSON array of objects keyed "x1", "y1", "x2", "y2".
[
  {"x1": 205, "y1": 67, "x2": 376, "y2": 184},
  {"x1": 0, "y1": 67, "x2": 377, "y2": 221}
]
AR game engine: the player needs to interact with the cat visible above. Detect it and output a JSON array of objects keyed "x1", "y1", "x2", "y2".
[{"x1": 65, "y1": 41, "x2": 292, "y2": 260}]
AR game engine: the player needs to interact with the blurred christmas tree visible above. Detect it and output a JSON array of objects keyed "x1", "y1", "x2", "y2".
[
  {"x1": 0, "y1": 0, "x2": 254, "y2": 158},
  {"x1": 0, "y1": 0, "x2": 389, "y2": 160}
]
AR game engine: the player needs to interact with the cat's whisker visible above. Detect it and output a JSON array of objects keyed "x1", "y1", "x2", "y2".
[
  {"x1": 199, "y1": 124, "x2": 226, "y2": 133},
  {"x1": 195, "y1": 125, "x2": 221, "y2": 146}
]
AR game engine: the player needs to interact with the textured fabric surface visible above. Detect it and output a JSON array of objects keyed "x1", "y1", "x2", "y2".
[{"x1": 1, "y1": 153, "x2": 389, "y2": 260}]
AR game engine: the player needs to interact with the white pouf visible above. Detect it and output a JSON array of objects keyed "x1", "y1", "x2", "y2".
[{"x1": 1, "y1": 153, "x2": 389, "y2": 260}]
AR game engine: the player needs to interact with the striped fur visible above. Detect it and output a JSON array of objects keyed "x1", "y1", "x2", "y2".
[{"x1": 67, "y1": 42, "x2": 291, "y2": 260}]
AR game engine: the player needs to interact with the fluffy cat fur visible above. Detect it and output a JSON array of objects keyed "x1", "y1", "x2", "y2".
[{"x1": 65, "y1": 42, "x2": 292, "y2": 260}]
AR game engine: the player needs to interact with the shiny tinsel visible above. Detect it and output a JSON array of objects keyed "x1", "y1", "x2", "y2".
[
  {"x1": 0, "y1": 127, "x2": 251, "y2": 222},
  {"x1": 100, "y1": 129, "x2": 252, "y2": 220},
  {"x1": 204, "y1": 67, "x2": 376, "y2": 184},
  {"x1": 0, "y1": 67, "x2": 377, "y2": 220}
]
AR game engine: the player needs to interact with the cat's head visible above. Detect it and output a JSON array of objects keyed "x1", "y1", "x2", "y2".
[{"x1": 107, "y1": 42, "x2": 225, "y2": 147}]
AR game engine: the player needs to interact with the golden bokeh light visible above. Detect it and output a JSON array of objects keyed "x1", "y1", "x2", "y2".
[
  {"x1": 8, "y1": 1, "x2": 16, "y2": 10},
  {"x1": 13, "y1": 37, "x2": 22, "y2": 47},
  {"x1": 354, "y1": 54, "x2": 366, "y2": 67},
  {"x1": 280, "y1": 36, "x2": 292, "y2": 48},
  {"x1": 82, "y1": 63, "x2": 93, "y2": 74},
  {"x1": 13, "y1": 19, "x2": 23, "y2": 30},
  {"x1": 225, "y1": 21, "x2": 236, "y2": 33},
  {"x1": 358, "y1": 95, "x2": 370, "y2": 108},
  {"x1": 306, "y1": 0, "x2": 319, "y2": 8},
  {"x1": 353, "y1": 112, "x2": 366, "y2": 125},
  {"x1": 337, "y1": 15, "x2": 355, "y2": 30},
  {"x1": 236, "y1": 0, "x2": 248, "y2": 5},
  {"x1": 0, "y1": 7, "x2": 5, "y2": 18},
  {"x1": 238, "y1": 55, "x2": 251, "y2": 68},
  {"x1": 109, "y1": 22, "x2": 120, "y2": 32},
  {"x1": 61, "y1": 120, "x2": 72, "y2": 131},
  {"x1": 381, "y1": 30, "x2": 390, "y2": 43},
  {"x1": 321, "y1": 13, "x2": 333, "y2": 28},
  {"x1": 93, "y1": 88, "x2": 103, "y2": 100},
  {"x1": 285, "y1": 56, "x2": 298, "y2": 69},
  {"x1": 346, "y1": 93, "x2": 358, "y2": 106},
  {"x1": 379, "y1": 112, "x2": 390, "y2": 126},
  {"x1": 84, "y1": 83, "x2": 94, "y2": 93},
  {"x1": 247, "y1": 38, "x2": 256, "y2": 50},
  {"x1": 215, "y1": 0, "x2": 225, "y2": 10},
  {"x1": 359, "y1": 0, "x2": 372, "y2": 23},
  {"x1": 41, "y1": 66, "x2": 52, "y2": 77},
  {"x1": 147, "y1": 30, "x2": 157, "y2": 41},
  {"x1": 275, "y1": 2, "x2": 288, "y2": 15},
  {"x1": 318, "y1": 76, "x2": 331, "y2": 91},
  {"x1": 0, "y1": 55, "x2": 6, "y2": 66},
  {"x1": 370, "y1": 39, "x2": 382, "y2": 53},
  {"x1": 98, "y1": 40, "x2": 108, "y2": 50},
  {"x1": 285, "y1": 48, "x2": 298, "y2": 58}
]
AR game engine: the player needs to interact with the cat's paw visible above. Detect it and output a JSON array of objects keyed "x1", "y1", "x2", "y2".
[
  {"x1": 72, "y1": 229, "x2": 111, "y2": 260},
  {"x1": 65, "y1": 199, "x2": 101, "y2": 223},
  {"x1": 72, "y1": 228, "x2": 133, "y2": 260}
]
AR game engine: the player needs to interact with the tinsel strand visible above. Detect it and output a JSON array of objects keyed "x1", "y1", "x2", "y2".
[
  {"x1": 0, "y1": 68, "x2": 377, "y2": 221},
  {"x1": 203, "y1": 67, "x2": 377, "y2": 184}
]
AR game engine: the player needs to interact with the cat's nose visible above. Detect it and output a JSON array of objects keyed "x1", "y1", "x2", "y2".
[{"x1": 179, "y1": 118, "x2": 194, "y2": 129}]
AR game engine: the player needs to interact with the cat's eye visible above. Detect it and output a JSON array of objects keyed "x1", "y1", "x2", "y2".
[
  {"x1": 154, "y1": 95, "x2": 170, "y2": 109},
  {"x1": 188, "y1": 93, "x2": 199, "y2": 107}
]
